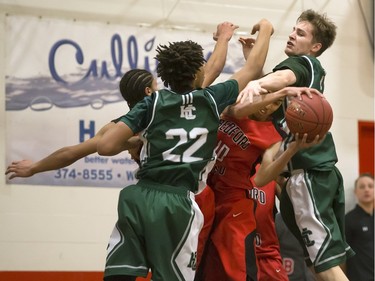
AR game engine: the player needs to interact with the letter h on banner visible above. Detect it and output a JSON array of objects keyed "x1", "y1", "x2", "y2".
[{"x1": 79, "y1": 120, "x2": 95, "y2": 142}]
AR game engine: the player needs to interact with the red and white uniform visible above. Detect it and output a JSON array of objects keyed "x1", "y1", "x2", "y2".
[
  {"x1": 252, "y1": 179, "x2": 288, "y2": 281},
  {"x1": 201, "y1": 115, "x2": 281, "y2": 281}
]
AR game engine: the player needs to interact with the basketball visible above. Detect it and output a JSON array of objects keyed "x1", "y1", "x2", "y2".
[{"x1": 285, "y1": 92, "x2": 333, "y2": 142}]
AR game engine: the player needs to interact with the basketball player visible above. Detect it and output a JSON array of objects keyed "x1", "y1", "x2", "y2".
[
  {"x1": 196, "y1": 31, "x2": 321, "y2": 281},
  {"x1": 198, "y1": 87, "x2": 320, "y2": 281},
  {"x1": 6, "y1": 23, "x2": 244, "y2": 280},
  {"x1": 239, "y1": 9, "x2": 355, "y2": 281},
  {"x1": 96, "y1": 19, "x2": 274, "y2": 281}
]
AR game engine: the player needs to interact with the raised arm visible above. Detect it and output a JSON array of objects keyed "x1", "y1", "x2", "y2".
[
  {"x1": 238, "y1": 36, "x2": 266, "y2": 79},
  {"x1": 202, "y1": 21, "x2": 239, "y2": 87},
  {"x1": 230, "y1": 19, "x2": 274, "y2": 91}
]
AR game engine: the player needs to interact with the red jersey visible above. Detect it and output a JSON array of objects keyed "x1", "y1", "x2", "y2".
[
  {"x1": 253, "y1": 181, "x2": 281, "y2": 258},
  {"x1": 208, "y1": 115, "x2": 281, "y2": 198},
  {"x1": 251, "y1": 179, "x2": 288, "y2": 280}
]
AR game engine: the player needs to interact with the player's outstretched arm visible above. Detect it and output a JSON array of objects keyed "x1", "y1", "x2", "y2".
[
  {"x1": 237, "y1": 69, "x2": 296, "y2": 104},
  {"x1": 5, "y1": 122, "x2": 115, "y2": 179},
  {"x1": 202, "y1": 21, "x2": 239, "y2": 88},
  {"x1": 254, "y1": 133, "x2": 320, "y2": 187},
  {"x1": 5, "y1": 121, "x2": 141, "y2": 180},
  {"x1": 227, "y1": 87, "x2": 320, "y2": 118}
]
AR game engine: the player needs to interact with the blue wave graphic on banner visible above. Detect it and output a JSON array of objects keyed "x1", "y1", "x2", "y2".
[{"x1": 6, "y1": 75, "x2": 122, "y2": 111}]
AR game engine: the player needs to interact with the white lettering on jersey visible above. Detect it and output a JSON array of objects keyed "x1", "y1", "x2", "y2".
[{"x1": 181, "y1": 93, "x2": 196, "y2": 120}]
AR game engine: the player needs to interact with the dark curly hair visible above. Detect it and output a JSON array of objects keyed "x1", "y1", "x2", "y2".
[
  {"x1": 119, "y1": 69, "x2": 154, "y2": 109},
  {"x1": 298, "y1": 9, "x2": 337, "y2": 57},
  {"x1": 155, "y1": 40, "x2": 205, "y2": 94}
]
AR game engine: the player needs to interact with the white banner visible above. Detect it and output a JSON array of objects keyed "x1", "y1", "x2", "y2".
[{"x1": 5, "y1": 15, "x2": 242, "y2": 188}]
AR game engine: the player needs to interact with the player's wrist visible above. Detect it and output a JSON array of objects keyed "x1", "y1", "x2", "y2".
[{"x1": 259, "y1": 20, "x2": 273, "y2": 34}]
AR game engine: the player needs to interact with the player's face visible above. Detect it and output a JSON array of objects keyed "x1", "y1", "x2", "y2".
[
  {"x1": 285, "y1": 21, "x2": 319, "y2": 56},
  {"x1": 355, "y1": 176, "x2": 374, "y2": 205}
]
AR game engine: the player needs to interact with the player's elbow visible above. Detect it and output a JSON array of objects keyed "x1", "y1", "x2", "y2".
[{"x1": 97, "y1": 141, "x2": 116, "y2": 156}]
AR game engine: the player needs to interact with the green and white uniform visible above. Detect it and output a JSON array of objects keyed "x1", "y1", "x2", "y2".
[
  {"x1": 273, "y1": 56, "x2": 355, "y2": 273},
  {"x1": 104, "y1": 80, "x2": 239, "y2": 281}
]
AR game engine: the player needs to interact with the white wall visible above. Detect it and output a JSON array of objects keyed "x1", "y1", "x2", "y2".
[{"x1": 0, "y1": 0, "x2": 374, "y2": 271}]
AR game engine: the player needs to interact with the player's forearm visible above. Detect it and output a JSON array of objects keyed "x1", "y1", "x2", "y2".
[
  {"x1": 227, "y1": 90, "x2": 286, "y2": 118},
  {"x1": 258, "y1": 70, "x2": 296, "y2": 92},
  {"x1": 97, "y1": 143, "x2": 129, "y2": 156},
  {"x1": 202, "y1": 38, "x2": 229, "y2": 87},
  {"x1": 233, "y1": 20, "x2": 273, "y2": 91},
  {"x1": 246, "y1": 20, "x2": 273, "y2": 73},
  {"x1": 31, "y1": 147, "x2": 85, "y2": 174},
  {"x1": 254, "y1": 146, "x2": 298, "y2": 187}
]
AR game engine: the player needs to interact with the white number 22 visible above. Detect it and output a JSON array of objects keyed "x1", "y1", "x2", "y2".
[{"x1": 162, "y1": 128, "x2": 208, "y2": 163}]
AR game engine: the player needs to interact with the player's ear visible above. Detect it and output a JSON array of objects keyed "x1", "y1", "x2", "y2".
[
  {"x1": 311, "y1": 42, "x2": 322, "y2": 54},
  {"x1": 144, "y1": 87, "x2": 152, "y2": 96}
]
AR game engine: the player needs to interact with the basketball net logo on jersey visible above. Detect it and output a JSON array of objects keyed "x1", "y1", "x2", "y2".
[{"x1": 180, "y1": 93, "x2": 196, "y2": 120}]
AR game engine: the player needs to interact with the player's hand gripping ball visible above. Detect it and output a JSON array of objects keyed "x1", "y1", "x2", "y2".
[{"x1": 285, "y1": 92, "x2": 333, "y2": 142}]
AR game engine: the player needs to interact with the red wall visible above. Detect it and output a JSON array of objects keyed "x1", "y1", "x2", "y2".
[{"x1": 358, "y1": 120, "x2": 375, "y2": 175}]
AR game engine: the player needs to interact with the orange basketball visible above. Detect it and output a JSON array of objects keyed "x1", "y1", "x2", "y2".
[{"x1": 285, "y1": 92, "x2": 333, "y2": 142}]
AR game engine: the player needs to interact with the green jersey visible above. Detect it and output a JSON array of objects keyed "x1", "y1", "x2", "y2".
[
  {"x1": 272, "y1": 55, "x2": 338, "y2": 171},
  {"x1": 121, "y1": 80, "x2": 239, "y2": 193}
]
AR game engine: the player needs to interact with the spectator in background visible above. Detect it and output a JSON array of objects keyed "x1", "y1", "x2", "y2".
[
  {"x1": 275, "y1": 212, "x2": 315, "y2": 281},
  {"x1": 345, "y1": 173, "x2": 374, "y2": 281}
]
